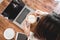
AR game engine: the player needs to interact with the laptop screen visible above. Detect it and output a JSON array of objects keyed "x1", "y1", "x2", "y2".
[{"x1": 2, "y1": 0, "x2": 25, "y2": 20}]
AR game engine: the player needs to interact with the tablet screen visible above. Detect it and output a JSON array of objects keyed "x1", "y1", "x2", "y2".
[{"x1": 16, "y1": 33, "x2": 27, "y2": 40}]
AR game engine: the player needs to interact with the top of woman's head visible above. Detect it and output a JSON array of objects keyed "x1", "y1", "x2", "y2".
[
  {"x1": 46, "y1": 13, "x2": 60, "y2": 25},
  {"x1": 34, "y1": 13, "x2": 60, "y2": 40}
]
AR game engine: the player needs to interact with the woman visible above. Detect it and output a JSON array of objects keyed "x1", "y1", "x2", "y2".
[{"x1": 34, "y1": 13, "x2": 60, "y2": 40}]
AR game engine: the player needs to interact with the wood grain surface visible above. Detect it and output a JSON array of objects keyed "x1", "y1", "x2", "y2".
[
  {"x1": 22, "y1": 0, "x2": 57, "y2": 12},
  {"x1": 0, "y1": 15, "x2": 24, "y2": 40}
]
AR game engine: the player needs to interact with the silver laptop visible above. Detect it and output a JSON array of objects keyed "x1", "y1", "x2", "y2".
[{"x1": 13, "y1": 5, "x2": 35, "y2": 29}]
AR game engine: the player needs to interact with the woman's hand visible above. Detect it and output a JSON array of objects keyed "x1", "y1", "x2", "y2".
[{"x1": 22, "y1": 19, "x2": 30, "y2": 36}]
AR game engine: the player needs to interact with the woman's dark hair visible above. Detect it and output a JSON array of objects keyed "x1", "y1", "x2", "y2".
[{"x1": 34, "y1": 13, "x2": 60, "y2": 40}]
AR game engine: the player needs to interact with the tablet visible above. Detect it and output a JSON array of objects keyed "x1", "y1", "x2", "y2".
[{"x1": 15, "y1": 32, "x2": 28, "y2": 40}]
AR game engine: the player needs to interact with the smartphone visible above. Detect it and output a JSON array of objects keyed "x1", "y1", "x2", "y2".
[{"x1": 15, "y1": 32, "x2": 28, "y2": 40}]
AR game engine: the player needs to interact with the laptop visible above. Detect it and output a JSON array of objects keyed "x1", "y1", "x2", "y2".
[
  {"x1": 2, "y1": 0, "x2": 35, "y2": 29},
  {"x1": 13, "y1": 5, "x2": 35, "y2": 29}
]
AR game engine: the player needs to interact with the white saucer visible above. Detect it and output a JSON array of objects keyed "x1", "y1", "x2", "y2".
[{"x1": 4, "y1": 28, "x2": 15, "y2": 40}]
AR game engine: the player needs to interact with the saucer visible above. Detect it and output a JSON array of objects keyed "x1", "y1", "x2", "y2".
[{"x1": 4, "y1": 28, "x2": 15, "y2": 39}]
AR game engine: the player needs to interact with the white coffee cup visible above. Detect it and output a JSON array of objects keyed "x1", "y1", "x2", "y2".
[{"x1": 27, "y1": 15, "x2": 37, "y2": 24}]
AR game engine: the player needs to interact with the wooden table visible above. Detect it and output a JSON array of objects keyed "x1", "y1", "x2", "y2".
[
  {"x1": 22, "y1": 0, "x2": 57, "y2": 12},
  {"x1": 0, "y1": 15, "x2": 24, "y2": 40},
  {"x1": 0, "y1": 0, "x2": 57, "y2": 40}
]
